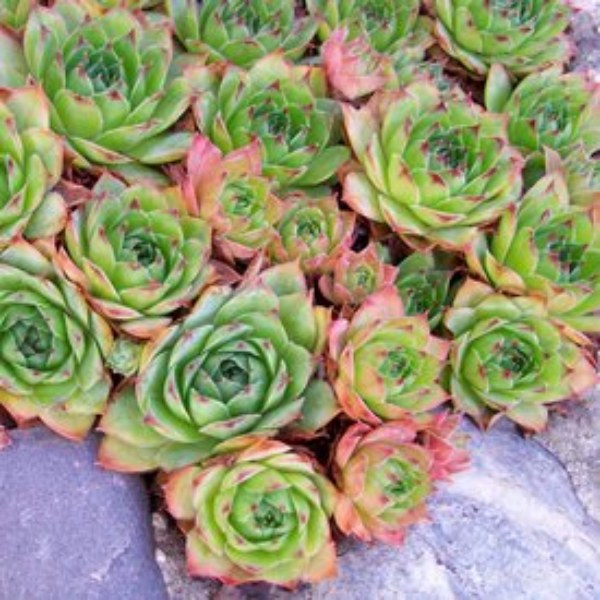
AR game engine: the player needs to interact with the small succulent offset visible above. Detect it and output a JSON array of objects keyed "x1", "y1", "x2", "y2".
[
  {"x1": 1, "y1": 0, "x2": 192, "y2": 175},
  {"x1": 485, "y1": 66, "x2": 600, "y2": 184},
  {"x1": 164, "y1": 439, "x2": 338, "y2": 587},
  {"x1": 168, "y1": 0, "x2": 317, "y2": 68},
  {"x1": 433, "y1": 0, "x2": 573, "y2": 77},
  {"x1": 307, "y1": 0, "x2": 432, "y2": 57},
  {"x1": 395, "y1": 252, "x2": 456, "y2": 329},
  {"x1": 333, "y1": 415, "x2": 468, "y2": 544},
  {"x1": 0, "y1": 241, "x2": 112, "y2": 440},
  {"x1": 269, "y1": 193, "x2": 355, "y2": 274},
  {"x1": 343, "y1": 81, "x2": 523, "y2": 249},
  {"x1": 446, "y1": 279, "x2": 598, "y2": 432},
  {"x1": 319, "y1": 243, "x2": 397, "y2": 308},
  {"x1": 57, "y1": 174, "x2": 213, "y2": 339},
  {"x1": 467, "y1": 155, "x2": 600, "y2": 334},
  {"x1": 0, "y1": 86, "x2": 66, "y2": 245},
  {"x1": 183, "y1": 135, "x2": 284, "y2": 264},
  {"x1": 98, "y1": 262, "x2": 334, "y2": 472},
  {"x1": 106, "y1": 337, "x2": 142, "y2": 377},
  {"x1": 189, "y1": 55, "x2": 350, "y2": 188},
  {"x1": 329, "y1": 287, "x2": 449, "y2": 424}
]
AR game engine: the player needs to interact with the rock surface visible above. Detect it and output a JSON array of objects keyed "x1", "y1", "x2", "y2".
[
  {"x1": 539, "y1": 394, "x2": 600, "y2": 523},
  {"x1": 570, "y1": 0, "x2": 600, "y2": 73},
  {"x1": 0, "y1": 428, "x2": 168, "y2": 600},
  {"x1": 155, "y1": 414, "x2": 600, "y2": 600}
]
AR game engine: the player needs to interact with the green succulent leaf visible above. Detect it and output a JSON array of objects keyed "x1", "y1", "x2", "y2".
[
  {"x1": 8, "y1": 0, "x2": 192, "y2": 169},
  {"x1": 163, "y1": 439, "x2": 338, "y2": 586},
  {"x1": 395, "y1": 252, "x2": 456, "y2": 329},
  {"x1": 446, "y1": 279, "x2": 597, "y2": 431},
  {"x1": 0, "y1": 241, "x2": 113, "y2": 440},
  {"x1": 60, "y1": 174, "x2": 213, "y2": 339},
  {"x1": 0, "y1": 87, "x2": 66, "y2": 245},
  {"x1": 98, "y1": 262, "x2": 330, "y2": 472},
  {"x1": 496, "y1": 68, "x2": 600, "y2": 185},
  {"x1": 307, "y1": 0, "x2": 432, "y2": 56},
  {"x1": 0, "y1": 0, "x2": 34, "y2": 31},
  {"x1": 330, "y1": 287, "x2": 449, "y2": 424},
  {"x1": 433, "y1": 0, "x2": 573, "y2": 77},
  {"x1": 269, "y1": 193, "x2": 355, "y2": 274},
  {"x1": 333, "y1": 416, "x2": 468, "y2": 544},
  {"x1": 169, "y1": 0, "x2": 317, "y2": 68},
  {"x1": 188, "y1": 55, "x2": 349, "y2": 188},
  {"x1": 343, "y1": 82, "x2": 524, "y2": 249},
  {"x1": 466, "y1": 158, "x2": 600, "y2": 334}
]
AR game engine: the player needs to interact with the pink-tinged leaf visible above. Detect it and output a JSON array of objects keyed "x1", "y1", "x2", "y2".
[
  {"x1": 40, "y1": 407, "x2": 95, "y2": 442},
  {"x1": 334, "y1": 377, "x2": 381, "y2": 425},
  {"x1": 328, "y1": 318, "x2": 349, "y2": 361},
  {"x1": 163, "y1": 465, "x2": 203, "y2": 520},
  {"x1": 504, "y1": 403, "x2": 549, "y2": 433},
  {"x1": 342, "y1": 171, "x2": 384, "y2": 222},
  {"x1": 348, "y1": 286, "x2": 405, "y2": 334},
  {"x1": 323, "y1": 28, "x2": 392, "y2": 101},
  {"x1": 334, "y1": 422, "x2": 372, "y2": 469},
  {"x1": 334, "y1": 494, "x2": 372, "y2": 541}
]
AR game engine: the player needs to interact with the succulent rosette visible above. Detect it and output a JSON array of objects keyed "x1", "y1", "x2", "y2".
[
  {"x1": 189, "y1": 54, "x2": 350, "y2": 188},
  {"x1": 433, "y1": 0, "x2": 573, "y2": 77},
  {"x1": 57, "y1": 174, "x2": 213, "y2": 339},
  {"x1": 2, "y1": 0, "x2": 192, "y2": 173},
  {"x1": 183, "y1": 135, "x2": 284, "y2": 263},
  {"x1": 0, "y1": 86, "x2": 66, "y2": 245},
  {"x1": 319, "y1": 243, "x2": 397, "y2": 307},
  {"x1": 168, "y1": 0, "x2": 317, "y2": 68},
  {"x1": 342, "y1": 81, "x2": 523, "y2": 249},
  {"x1": 395, "y1": 252, "x2": 455, "y2": 329},
  {"x1": 466, "y1": 158, "x2": 600, "y2": 333},
  {"x1": 329, "y1": 287, "x2": 449, "y2": 424},
  {"x1": 269, "y1": 193, "x2": 355, "y2": 274},
  {"x1": 0, "y1": 0, "x2": 34, "y2": 30},
  {"x1": 446, "y1": 279, "x2": 598, "y2": 432},
  {"x1": 307, "y1": 0, "x2": 433, "y2": 56},
  {"x1": 0, "y1": 241, "x2": 112, "y2": 440},
  {"x1": 322, "y1": 28, "x2": 395, "y2": 101},
  {"x1": 486, "y1": 66, "x2": 600, "y2": 183},
  {"x1": 333, "y1": 415, "x2": 468, "y2": 544},
  {"x1": 98, "y1": 262, "x2": 334, "y2": 472},
  {"x1": 164, "y1": 439, "x2": 338, "y2": 586},
  {"x1": 106, "y1": 337, "x2": 142, "y2": 377}
]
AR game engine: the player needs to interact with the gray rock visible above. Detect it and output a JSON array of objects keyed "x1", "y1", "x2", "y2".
[
  {"x1": 155, "y1": 418, "x2": 600, "y2": 600},
  {"x1": 0, "y1": 427, "x2": 168, "y2": 600},
  {"x1": 570, "y1": 1, "x2": 600, "y2": 72},
  {"x1": 539, "y1": 392, "x2": 600, "y2": 522},
  {"x1": 290, "y1": 420, "x2": 600, "y2": 600},
  {"x1": 153, "y1": 512, "x2": 218, "y2": 600}
]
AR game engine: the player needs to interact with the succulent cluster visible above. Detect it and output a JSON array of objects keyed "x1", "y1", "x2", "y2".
[{"x1": 0, "y1": 0, "x2": 596, "y2": 590}]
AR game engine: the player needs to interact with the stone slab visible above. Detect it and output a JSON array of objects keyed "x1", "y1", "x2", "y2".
[{"x1": 0, "y1": 428, "x2": 168, "y2": 600}]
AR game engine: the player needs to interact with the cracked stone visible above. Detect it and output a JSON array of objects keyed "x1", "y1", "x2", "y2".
[{"x1": 0, "y1": 428, "x2": 168, "y2": 600}]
